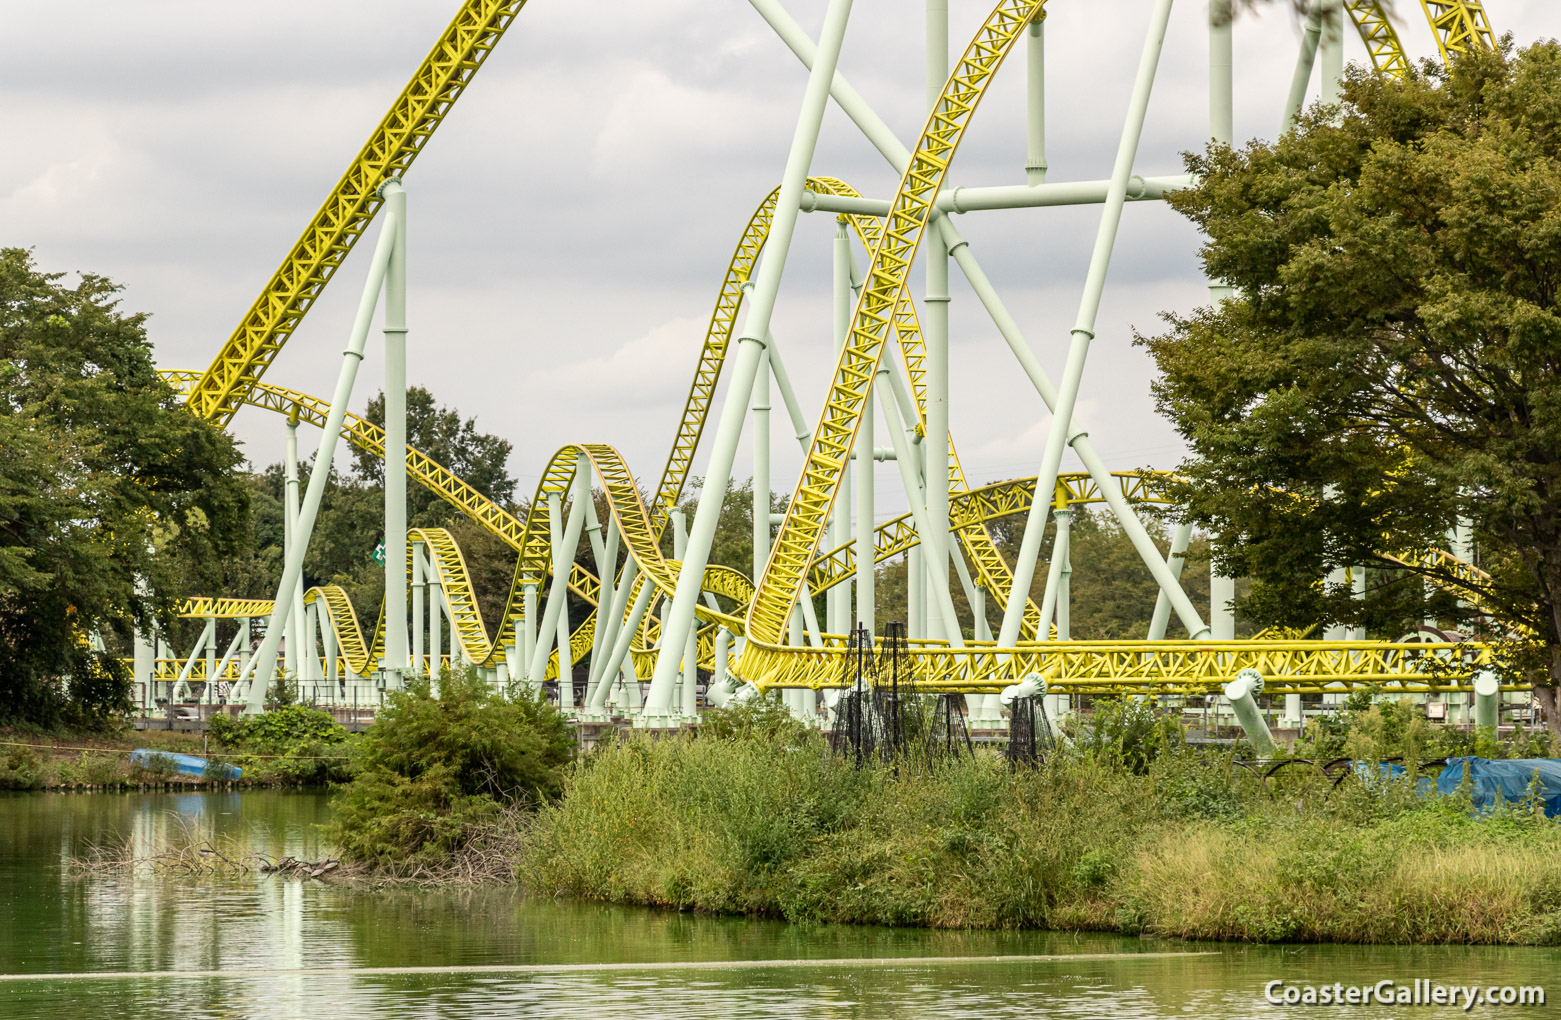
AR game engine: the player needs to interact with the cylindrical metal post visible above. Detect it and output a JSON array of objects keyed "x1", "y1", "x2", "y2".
[
  {"x1": 1282, "y1": 2, "x2": 1324, "y2": 131},
  {"x1": 382, "y1": 182, "x2": 410, "y2": 682},
  {"x1": 1319, "y1": 0, "x2": 1343, "y2": 114},
  {"x1": 1224, "y1": 668, "x2": 1277, "y2": 756},
  {"x1": 1209, "y1": 0, "x2": 1233, "y2": 145},
  {"x1": 241, "y1": 182, "x2": 400, "y2": 712},
  {"x1": 995, "y1": 0, "x2": 1178, "y2": 656},
  {"x1": 646, "y1": 0, "x2": 857, "y2": 711},
  {"x1": 283, "y1": 418, "x2": 303, "y2": 682},
  {"x1": 411, "y1": 538, "x2": 425, "y2": 674},
  {"x1": 1474, "y1": 669, "x2": 1500, "y2": 732},
  {"x1": 1147, "y1": 520, "x2": 1194, "y2": 639},
  {"x1": 1026, "y1": 17, "x2": 1047, "y2": 184}
]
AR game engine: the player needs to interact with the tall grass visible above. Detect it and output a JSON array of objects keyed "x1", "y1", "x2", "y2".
[{"x1": 518, "y1": 712, "x2": 1561, "y2": 944}]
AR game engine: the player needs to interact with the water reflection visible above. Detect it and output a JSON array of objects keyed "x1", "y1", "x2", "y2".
[{"x1": 1, "y1": 792, "x2": 1556, "y2": 1019}]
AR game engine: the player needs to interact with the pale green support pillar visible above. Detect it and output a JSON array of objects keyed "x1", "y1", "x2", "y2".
[
  {"x1": 1282, "y1": 1, "x2": 1324, "y2": 132},
  {"x1": 672, "y1": 508, "x2": 699, "y2": 721},
  {"x1": 1025, "y1": 16, "x2": 1046, "y2": 184},
  {"x1": 283, "y1": 417, "x2": 302, "y2": 683},
  {"x1": 322, "y1": 609, "x2": 338, "y2": 690},
  {"x1": 242, "y1": 180, "x2": 400, "y2": 713},
  {"x1": 646, "y1": 0, "x2": 857, "y2": 714},
  {"x1": 1319, "y1": 0, "x2": 1343, "y2": 114},
  {"x1": 411, "y1": 537, "x2": 424, "y2": 676},
  {"x1": 381, "y1": 179, "x2": 411, "y2": 688},
  {"x1": 1223, "y1": 668, "x2": 1277, "y2": 757},
  {"x1": 1474, "y1": 669, "x2": 1500, "y2": 733},
  {"x1": 993, "y1": 0, "x2": 1182, "y2": 656}
]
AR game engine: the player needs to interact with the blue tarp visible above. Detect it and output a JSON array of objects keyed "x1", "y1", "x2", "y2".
[
  {"x1": 1434, "y1": 757, "x2": 1561, "y2": 817},
  {"x1": 129, "y1": 749, "x2": 242, "y2": 780}
]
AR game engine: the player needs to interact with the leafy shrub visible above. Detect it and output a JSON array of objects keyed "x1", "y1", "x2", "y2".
[
  {"x1": 329, "y1": 669, "x2": 573, "y2": 867},
  {"x1": 701, "y1": 695, "x2": 810, "y2": 742},
  {"x1": 1069, "y1": 696, "x2": 1183, "y2": 773},
  {"x1": 0, "y1": 746, "x2": 43, "y2": 790},
  {"x1": 207, "y1": 705, "x2": 353, "y2": 784}
]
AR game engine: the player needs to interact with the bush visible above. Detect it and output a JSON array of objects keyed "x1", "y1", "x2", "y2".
[
  {"x1": 329, "y1": 669, "x2": 573, "y2": 868},
  {"x1": 207, "y1": 705, "x2": 353, "y2": 784},
  {"x1": 0, "y1": 746, "x2": 43, "y2": 790}
]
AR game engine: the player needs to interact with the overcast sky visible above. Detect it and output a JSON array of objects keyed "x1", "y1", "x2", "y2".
[{"x1": 3, "y1": 0, "x2": 1553, "y2": 521}]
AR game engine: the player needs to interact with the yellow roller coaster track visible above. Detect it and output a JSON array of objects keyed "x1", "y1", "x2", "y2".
[
  {"x1": 168, "y1": 0, "x2": 1510, "y2": 699},
  {"x1": 184, "y1": 0, "x2": 525, "y2": 426}
]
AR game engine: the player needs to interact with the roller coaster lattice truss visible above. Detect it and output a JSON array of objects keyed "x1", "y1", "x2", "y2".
[{"x1": 152, "y1": 0, "x2": 1513, "y2": 720}]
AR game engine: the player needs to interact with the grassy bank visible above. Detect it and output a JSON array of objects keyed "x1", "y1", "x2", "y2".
[
  {"x1": 517, "y1": 703, "x2": 1561, "y2": 945},
  {"x1": 0, "y1": 705, "x2": 357, "y2": 790}
]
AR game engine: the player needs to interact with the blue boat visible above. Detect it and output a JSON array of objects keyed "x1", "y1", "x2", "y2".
[{"x1": 129, "y1": 749, "x2": 242, "y2": 780}]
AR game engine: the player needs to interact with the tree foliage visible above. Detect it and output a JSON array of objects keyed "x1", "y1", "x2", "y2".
[
  {"x1": 329, "y1": 669, "x2": 572, "y2": 865},
  {"x1": 1141, "y1": 43, "x2": 1561, "y2": 719},
  {"x1": 0, "y1": 248, "x2": 248, "y2": 727}
]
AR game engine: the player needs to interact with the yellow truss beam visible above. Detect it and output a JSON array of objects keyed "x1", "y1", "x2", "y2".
[
  {"x1": 1418, "y1": 2, "x2": 1497, "y2": 62},
  {"x1": 185, "y1": 0, "x2": 525, "y2": 425}
]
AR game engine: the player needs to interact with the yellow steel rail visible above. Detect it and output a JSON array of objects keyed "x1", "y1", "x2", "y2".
[
  {"x1": 740, "y1": 637, "x2": 1513, "y2": 695},
  {"x1": 744, "y1": 0, "x2": 1048, "y2": 651},
  {"x1": 1344, "y1": 2, "x2": 1413, "y2": 78},
  {"x1": 186, "y1": 0, "x2": 525, "y2": 425},
  {"x1": 1418, "y1": 2, "x2": 1497, "y2": 61}
]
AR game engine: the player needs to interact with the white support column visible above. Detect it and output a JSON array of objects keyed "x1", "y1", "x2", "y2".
[
  {"x1": 411, "y1": 537, "x2": 425, "y2": 676},
  {"x1": 585, "y1": 503, "x2": 618, "y2": 709},
  {"x1": 205, "y1": 621, "x2": 217, "y2": 694},
  {"x1": 589, "y1": 554, "x2": 637, "y2": 691},
  {"x1": 522, "y1": 582, "x2": 538, "y2": 675},
  {"x1": 856, "y1": 382, "x2": 875, "y2": 634},
  {"x1": 429, "y1": 557, "x2": 444, "y2": 678},
  {"x1": 1026, "y1": 16, "x2": 1047, "y2": 184},
  {"x1": 1319, "y1": 0, "x2": 1344, "y2": 115},
  {"x1": 671, "y1": 508, "x2": 699, "y2": 721},
  {"x1": 381, "y1": 180, "x2": 410, "y2": 684},
  {"x1": 1147, "y1": 521, "x2": 1194, "y2": 640},
  {"x1": 528, "y1": 456, "x2": 591, "y2": 691},
  {"x1": 1283, "y1": 1, "x2": 1324, "y2": 131},
  {"x1": 283, "y1": 418, "x2": 302, "y2": 683},
  {"x1": 995, "y1": 0, "x2": 1182, "y2": 658},
  {"x1": 594, "y1": 576, "x2": 656, "y2": 712},
  {"x1": 924, "y1": 0, "x2": 951, "y2": 658},
  {"x1": 241, "y1": 180, "x2": 400, "y2": 713},
  {"x1": 879, "y1": 368, "x2": 965, "y2": 650},
  {"x1": 173, "y1": 618, "x2": 215, "y2": 702},
  {"x1": 303, "y1": 600, "x2": 320, "y2": 684},
  {"x1": 831, "y1": 218, "x2": 854, "y2": 641},
  {"x1": 210, "y1": 623, "x2": 248, "y2": 696},
  {"x1": 323, "y1": 609, "x2": 338, "y2": 689},
  {"x1": 548, "y1": 492, "x2": 573, "y2": 710},
  {"x1": 753, "y1": 335, "x2": 772, "y2": 594},
  {"x1": 1211, "y1": 563, "x2": 1236, "y2": 641},
  {"x1": 1209, "y1": 0, "x2": 1233, "y2": 146},
  {"x1": 647, "y1": 0, "x2": 857, "y2": 710}
]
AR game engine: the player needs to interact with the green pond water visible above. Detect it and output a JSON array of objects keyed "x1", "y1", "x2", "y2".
[{"x1": 0, "y1": 790, "x2": 1556, "y2": 1018}]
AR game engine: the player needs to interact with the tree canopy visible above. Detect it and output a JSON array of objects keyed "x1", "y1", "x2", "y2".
[
  {"x1": 1141, "y1": 42, "x2": 1561, "y2": 722},
  {"x1": 0, "y1": 248, "x2": 248, "y2": 727}
]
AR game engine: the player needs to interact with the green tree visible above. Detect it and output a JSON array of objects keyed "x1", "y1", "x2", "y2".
[
  {"x1": 1140, "y1": 43, "x2": 1561, "y2": 729},
  {"x1": 0, "y1": 248, "x2": 248, "y2": 727},
  {"x1": 328, "y1": 668, "x2": 572, "y2": 866}
]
